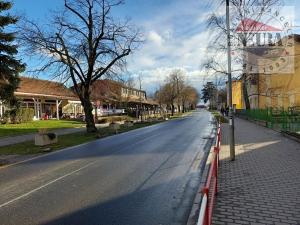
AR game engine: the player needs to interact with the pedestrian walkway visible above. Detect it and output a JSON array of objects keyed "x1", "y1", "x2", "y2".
[
  {"x1": 0, "y1": 123, "x2": 109, "y2": 147},
  {"x1": 212, "y1": 118, "x2": 300, "y2": 225}
]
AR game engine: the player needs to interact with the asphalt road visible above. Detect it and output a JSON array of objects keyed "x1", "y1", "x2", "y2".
[{"x1": 0, "y1": 110, "x2": 214, "y2": 225}]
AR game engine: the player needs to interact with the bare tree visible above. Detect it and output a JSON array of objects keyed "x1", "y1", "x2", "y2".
[
  {"x1": 18, "y1": 0, "x2": 142, "y2": 132},
  {"x1": 181, "y1": 86, "x2": 199, "y2": 112},
  {"x1": 161, "y1": 82, "x2": 177, "y2": 116},
  {"x1": 154, "y1": 86, "x2": 164, "y2": 114},
  {"x1": 155, "y1": 69, "x2": 199, "y2": 115},
  {"x1": 137, "y1": 74, "x2": 144, "y2": 120},
  {"x1": 167, "y1": 69, "x2": 185, "y2": 113},
  {"x1": 204, "y1": 0, "x2": 282, "y2": 109}
]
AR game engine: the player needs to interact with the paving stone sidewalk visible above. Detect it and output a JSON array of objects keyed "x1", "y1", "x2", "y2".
[{"x1": 212, "y1": 118, "x2": 300, "y2": 225}]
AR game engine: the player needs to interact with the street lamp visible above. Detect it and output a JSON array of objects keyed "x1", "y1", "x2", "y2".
[{"x1": 226, "y1": 0, "x2": 235, "y2": 160}]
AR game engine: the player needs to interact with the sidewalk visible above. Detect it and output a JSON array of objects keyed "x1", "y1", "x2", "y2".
[
  {"x1": 212, "y1": 118, "x2": 300, "y2": 225},
  {"x1": 0, "y1": 123, "x2": 109, "y2": 147}
]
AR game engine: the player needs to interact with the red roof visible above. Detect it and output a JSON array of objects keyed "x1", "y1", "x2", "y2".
[
  {"x1": 236, "y1": 18, "x2": 282, "y2": 32},
  {"x1": 16, "y1": 77, "x2": 78, "y2": 100}
]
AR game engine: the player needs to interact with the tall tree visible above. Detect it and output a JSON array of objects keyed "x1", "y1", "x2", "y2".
[
  {"x1": 155, "y1": 70, "x2": 199, "y2": 115},
  {"x1": 0, "y1": 1, "x2": 25, "y2": 111},
  {"x1": 19, "y1": 0, "x2": 141, "y2": 132},
  {"x1": 154, "y1": 86, "x2": 164, "y2": 113},
  {"x1": 168, "y1": 69, "x2": 185, "y2": 113},
  {"x1": 161, "y1": 82, "x2": 177, "y2": 116},
  {"x1": 201, "y1": 82, "x2": 217, "y2": 109},
  {"x1": 181, "y1": 86, "x2": 199, "y2": 112}
]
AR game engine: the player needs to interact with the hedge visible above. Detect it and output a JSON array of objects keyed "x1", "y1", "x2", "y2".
[{"x1": 15, "y1": 108, "x2": 35, "y2": 123}]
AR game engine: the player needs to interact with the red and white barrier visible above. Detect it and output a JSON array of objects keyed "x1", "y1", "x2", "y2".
[{"x1": 197, "y1": 124, "x2": 221, "y2": 225}]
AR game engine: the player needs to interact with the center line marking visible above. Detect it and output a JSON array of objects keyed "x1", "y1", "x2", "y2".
[{"x1": 0, "y1": 161, "x2": 97, "y2": 209}]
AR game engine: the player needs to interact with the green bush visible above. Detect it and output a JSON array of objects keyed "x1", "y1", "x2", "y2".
[
  {"x1": 15, "y1": 108, "x2": 35, "y2": 123},
  {"x1": 98, "y1": 116, "x2": 132, "y2": 124},
  {"x1": 213, "y1": 113, "x2": 228, "y2": 123},
  {"x1": 1, "y1": 111, "x2": 11, "y2": 124},
  {"x1": 210, "y1": 111, "x2": 227, "y2": 123}
]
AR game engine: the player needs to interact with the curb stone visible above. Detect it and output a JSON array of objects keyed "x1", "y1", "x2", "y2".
[{"x1": 186, "y1": 123, "x2": 217, "y2": 225}]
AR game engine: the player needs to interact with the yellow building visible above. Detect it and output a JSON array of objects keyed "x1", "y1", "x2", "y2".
[
  {"x1": 231, "y1": 34, "x2": 300, "y2": 110},
  {"x1": 228, "y1": 80, "x2": 244, "y2": 110}
]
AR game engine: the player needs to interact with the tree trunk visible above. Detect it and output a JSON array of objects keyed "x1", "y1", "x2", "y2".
[
  {"x1": 171, "y1": 104, "x2": 174, "y2": 116},
  {"x1": 81, "y1": 90, "x2": 97, "y2": 133},
  {"x1": 177, "y1": 100, "x2": 181, "y2": 113},
  {"x1": 241, "y1": 44, "x2": 251, "y2": 110},
  {"x1": 242, "y1": 73, "x2": 251, "y2": 110}
]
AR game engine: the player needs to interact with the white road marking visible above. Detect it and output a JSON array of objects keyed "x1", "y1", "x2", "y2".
[{"x1": 0, "y1": 161, "x2": 97, "y2": 209}]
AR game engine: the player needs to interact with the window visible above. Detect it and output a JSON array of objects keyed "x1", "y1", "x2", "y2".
[{"x1": 122, "y1": 88, "x2": 127, "y2": 95}]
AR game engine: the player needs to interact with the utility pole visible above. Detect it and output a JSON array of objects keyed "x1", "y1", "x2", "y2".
[{"x1": 226, "y1": 0, "x2": 235, "y2": 161}]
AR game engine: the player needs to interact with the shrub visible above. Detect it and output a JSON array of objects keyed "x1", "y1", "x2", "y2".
[
  {"x1": 1, "y1": 111, "x2": 11, "y2": 124},
  {"x1": 214, "y1": 114, "x2": 228, "y2": 123},
  {"x1": 15, "y1": 108, "x2": 35, "y2": 123},
  {"x1": 98, "y1": 116, "x2": 131, "y2": 124}
]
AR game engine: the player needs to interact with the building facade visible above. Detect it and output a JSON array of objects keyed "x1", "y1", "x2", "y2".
[
  {"x1": 0, "y1": 77, "x2": 81, "y2": 120},
  {"x1": 87, "y1": 79, "x2": 158, "y2": 117},
  {"x1": 247, "y1": 35, "x2": 300, "y2": 110},
  {"x1": 0, "y1": 77, "x2": 158, "y2": 120},
  {"x1": 230, "y1": 35, "x2": 300, "y2": 110}
]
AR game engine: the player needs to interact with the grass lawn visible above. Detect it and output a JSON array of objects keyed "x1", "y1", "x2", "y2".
[
  {"x1": 0, "y1": 120, "x2": 85, "y2": 138},
  {"x1": 169, "y1": 111, "x2": 194, "y2": 119},
  {"x1": 0, "y1": 120, "x2": 163, "y2": 156},
  {"x1": 210, "y1": 110, "x2": 228, "y2": 123}
]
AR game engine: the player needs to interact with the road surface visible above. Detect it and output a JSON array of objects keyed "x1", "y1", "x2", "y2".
[{"x1": 0, "y1": 110, "x2": 214, "y2": 225}]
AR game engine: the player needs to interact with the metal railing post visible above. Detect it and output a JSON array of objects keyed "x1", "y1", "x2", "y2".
[
  {"x1": 202, "y1": 187, "x2": 209, "y2": 225},
  {"x1": 196, "y1": 123, "x2": 222, "y2": 225},
  {"x1": 214, "y1": 146, "x2": 219, "y2": 194}
]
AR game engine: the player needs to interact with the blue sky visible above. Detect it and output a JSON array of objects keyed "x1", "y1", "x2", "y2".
[{"x1": 11, "y1": 0, "x2": 300, "y2": 94}]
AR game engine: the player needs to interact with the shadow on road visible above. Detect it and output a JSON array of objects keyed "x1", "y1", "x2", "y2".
[{"x1": 39, "y1": 177, "x2": 193, "y2": 225}]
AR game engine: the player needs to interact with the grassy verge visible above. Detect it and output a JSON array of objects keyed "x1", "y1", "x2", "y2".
[
  {"x1": 97, "y1": 115, "x2": 135, "y2": 124},
  {"x1": 0, "y1": 120, "x2": 85, "y2": 138},
  {"x1": 210, "y1": 111, "x2": 228, "y2": 123},
  {"x1": 0, "y1": 120, "x2": 163, "y2": 155},
  {"x1": 169, "y1": 111, "x2": 194, "y2": 119}
]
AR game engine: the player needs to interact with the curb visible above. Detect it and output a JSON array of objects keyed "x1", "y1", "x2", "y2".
[
  {"x1": 281, "y1": 131, "x2": 300, "y2": 143},
  {"x1": 186, "y1": 126, "x2": 217, "y2": 225},
  {"x1": 186, "y1": 151, "x2": 213, "y2": 225}
]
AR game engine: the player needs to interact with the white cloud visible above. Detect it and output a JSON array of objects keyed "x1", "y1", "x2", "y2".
[
  {"x1": 148, "y1": 31, "x2": 164, "y2": 46},
  {"x1": 123, "y1": 0, "x2": 224, "y2": 94},
  {"x1": 128, "y1": 66, "x2": 211, "y2": 96},
  {"x1": 126, "y1": 1, "x2": 300, "y2": 95}
]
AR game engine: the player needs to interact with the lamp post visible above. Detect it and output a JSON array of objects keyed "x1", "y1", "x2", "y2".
[{"x1": 226, "y1": 0, "x2": 235, "y2": 160}]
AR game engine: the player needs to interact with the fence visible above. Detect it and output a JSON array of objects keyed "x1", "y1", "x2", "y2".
[
  {"x1": 196, "y1": 123, "x2": 221, "y2": 225},
  {"x1": 236, "y1": 107, "x2": 300, "y2": 133}
]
